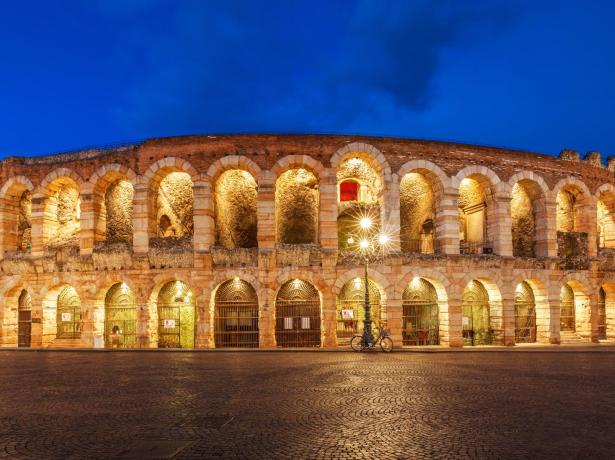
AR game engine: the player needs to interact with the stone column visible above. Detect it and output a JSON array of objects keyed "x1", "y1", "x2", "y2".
[
  {"x1": 580, "y1": 199, "x2": 598, "y2": 257},
  {"x1": 193, "y1": 179, "x2": 214, "y2": 253},
  {"x1": 436, "y1": 186, "x2": 460, "y2": 255},
  {"x1": 132, "y1": 180, "x2": 149, "y2": 255},
  {"x1": 442, "y1": 295, "x2": 463, "y2": 347},
  {"x1": 321, "y1": 285, "x2": 338, "y2": 348},
  {"x1": 0, "y1": 197, "x2": 14, "y2": 256},
  {"x1": 30, "y1": 194, "x2": 45, "y2": 257},
  {"x1": 319, "y1": 168, "x2": 338, "y2": 251},
  {"x1": 493, "y1": 191, "x2": 513, "y2": 257},
  {"x1": 386, "y1": 296, "x2": 403, "y2": 348},
  {"x1": 544, "y1": 196, "x2": 559, "y2": 257},
  {"x1": 257, "y1": 172, "x2": 275, "y2": 250},
  {"x1": 79, "y1": 192, "x2": 95, "y2": 255},
  {"x1": 195, "y1": 282, "x2": 214, "y2": 348},
  {"x1": 383, "y1": 175, "x2": 401, "y2": 251},
  {"x1": 501, "y1": 297, "x2": 516, "y2": 346},
  {"x1": 547, "y1": 284, "x2": 561, "y2": 344},
  {"x1": 259, "y1": 284, "x2": 276, "y2": 348}
]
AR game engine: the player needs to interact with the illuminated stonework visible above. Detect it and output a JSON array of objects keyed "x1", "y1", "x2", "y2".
[{"x1": 0, "y1": 134, "x2": 613, "y2": 349}]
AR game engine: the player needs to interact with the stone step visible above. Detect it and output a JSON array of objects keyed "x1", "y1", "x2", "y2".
[
  {"x1": 49, "y1": 339, "x2": 82, "y2": 349},
  {"x1": 560, "y1": 332, "x2": 589, "y2": 344}
]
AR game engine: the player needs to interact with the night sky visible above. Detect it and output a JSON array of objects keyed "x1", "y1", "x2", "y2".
[{"x1": 1, "y1": 0, "x2": 614, "y2": 158}]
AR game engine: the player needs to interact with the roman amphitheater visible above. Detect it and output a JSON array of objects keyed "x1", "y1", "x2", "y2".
[{"x1": 1, "y1": 134, "x2": 614, "y2": 349}]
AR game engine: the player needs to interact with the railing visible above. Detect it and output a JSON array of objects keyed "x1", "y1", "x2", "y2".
[
  {"x1": 401, "y1": 238, "x2": 437, "y2": 254},
  {"x1": 460, "y1": 241, "x2": 494, "y2": 255}
]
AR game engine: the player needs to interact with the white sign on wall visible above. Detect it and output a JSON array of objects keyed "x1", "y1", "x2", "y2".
[
  {"x1": 301, "y1": 317, "x2": 311, "y2": 329},
  {"x1": 462, "y1": 316, "x2": 470, "y2": 327},
  {"x1": 164, "y1": 319, "x2": 176, "y2": 329},
  {"x1": 284, "y1": 317, "x2": 293, "y2": 330},
  {"x1": 341, "y1": 309, "x2": 354, "y2": 320},
  {"x1": 61, "y1": 312, "x2": 71, "y2": 322}
]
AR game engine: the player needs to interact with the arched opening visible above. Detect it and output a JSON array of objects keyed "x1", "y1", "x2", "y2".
[
  {"x1": 94, "y1": 175, "x2": 134, "y2": 246},
  {"x1": 336, "y1": 277, "x2": 383, "y2": 343},
  {"x1": 599, "y1": 284, "x2": 615, "y2": 340},
  {"x1": 214, "y1": 278, "x2": 259, "y2": 348},
  {"x1": 461, "y1": 280, "x2": 493, "y2": 345},
  {"x1": 104, "y1": 282, "x2": 137, "y2": 349},
  {"x1": 400, "y1": 173, "x2": 436, "y2": 253},
  {"x1": 214, "y1": 170, "x2": 257, "y2": 248},
  {"x1": 556, "y1": 185, "x2": 590, "y2": 265},
  {"x1": 56, "y1": 286, "x2": 81, "y2": 339},
  {"x1": 275, "y1": 169, "x2": 319, "y2": 244},
  {"x1": 275, "y1": 279, "x2": 321, "y2": 347},
  {"x1": 598, "y1": 287, "x2": 607, "y2": 340},
  {"x1": 514, "y1": 281, "x2": 536, "y2": 343},
  {"x1": 44, "y1": 177, "x2": 81, "y2": 249},
  {"x1": 337, "y1": 157, "x2": 381, "y2": 250},
  {"x1": 402, "y1": 277, "x2": 439, "y2": 346},
  {"x1": 149, "y1": 171, "x2": 193, "y2": 240},
  {"x1": 17, "y1": 289, "x2": 32, "y2": 347},
  {"x1": 511, "y1": 180, "x2": 546, "y2": 257},
  {"x1": 458, "y1": 176, "x2": 494, "y2": 255},
  {"x1": 560, "y1": 284, "x2": 576, "y2": 332},
  {"x1": 597, "y1": 191, "x2": 615, "y2": 249},
  {"x1": 157, "y1": 280, "x2": 195, "y2": 348},
  {"x1": 1, "y1": 181, "x2": 32, "y2": 253}
]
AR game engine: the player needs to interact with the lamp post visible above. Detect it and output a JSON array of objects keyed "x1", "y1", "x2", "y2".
[{"x1": 347, "y1": 216, "x2": 390, "y2": 346}]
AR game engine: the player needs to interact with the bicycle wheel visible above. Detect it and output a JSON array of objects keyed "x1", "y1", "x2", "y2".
[
  {"x1": 350, "y1": 335, "x2": 363, "y2": 351},
  {"x1": 380, "y1": 337, "x2": 393, "y2": 352}
]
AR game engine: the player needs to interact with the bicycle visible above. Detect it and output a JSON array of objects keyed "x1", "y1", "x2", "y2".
[{"x1": 350, "y1": 325, "x2": 393, "y2": 352}]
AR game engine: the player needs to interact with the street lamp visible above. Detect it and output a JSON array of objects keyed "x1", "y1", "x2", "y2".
[{"x1": 346, "y1": 216, "x2": 391, "y2": 346}]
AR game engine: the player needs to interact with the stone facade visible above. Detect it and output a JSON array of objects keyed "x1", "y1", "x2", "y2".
[{"x1": 0, "y1": 134, "x2": 614, "y2": 349}]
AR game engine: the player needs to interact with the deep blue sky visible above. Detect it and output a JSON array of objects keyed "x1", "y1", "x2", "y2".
[{"x1": 1, "y1": 0, "x2": 614, "y2": 158}]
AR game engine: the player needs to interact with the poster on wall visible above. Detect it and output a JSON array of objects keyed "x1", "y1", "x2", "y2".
[
  {"x1": 61, "y1": 312, "x2": 71, "y2": 322},
  {"x1": 164, "y1": 319, "x2": 176, "y2": 329},
  {"x1": 462, "y1": 316, "x2": 470, "y2": 327},
  {"x1": 341, "y1": 309, "x2": 354, "y2": 320}
]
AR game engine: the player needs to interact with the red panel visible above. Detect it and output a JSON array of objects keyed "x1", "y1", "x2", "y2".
[{"x1": 340, "y1": 181, "x2": 359, "y2": 201}]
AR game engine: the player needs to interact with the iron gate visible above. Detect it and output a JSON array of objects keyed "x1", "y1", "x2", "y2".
[
  {"x1": 597, "y1": 287, "x2": 607, "y2": 340},
  {"x1": 214, "y1": 279, "x2": 259, "y2": 348},
  {"x1": 402, "y1": 278, "x2": 439, "y2": 346},
  {"x1": 17, "y1": 290, "x2": 31, "y2": 348},
  {"x1": 104, "y1": 283, "x2": 137, "y2": 349},
  {"x1": 56, "y1": 286, "x2": 81, "y2": 339},
  {"x1": 514, "y1": 281, "x2": 537, "y2": 343},
  {"x1": 157, "y1": 281, "x2": 195, "y2": 349},
  {"x1": 560, "y1": 284, "x2": 576, "y2": 332},
  {"x1": 275, "y1": 279, "x2": 321, "y2": 347},
  {"x1": 462, "y1": 281, "x2": 492, "y2": 346},
  {"x1": 336, "y1": 278, "x2": 381, "y2": 343}
]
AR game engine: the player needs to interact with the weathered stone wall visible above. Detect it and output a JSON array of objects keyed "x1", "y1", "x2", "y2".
[
  {"x1": 400, "y1": 172, "x2": 434, "y2": 249},
  {"x1": 157, "y1": 172, "x2": 193, "y2": 237},
  {"x1": 105, "y1": 180, "x2": 133, "y2": 244},
  {"x1": 215, "y1": 170, "x2": 257, "y2": 248},
  {"x1": 511, "y1": 183, "x2": 535, "y2": 257},
  {"x1": 18, "y1": 191, "x2": 31, "y2": 249},
  {"x1": 275, "y1": 168, "x2": 318, "y2": 244},
  {"x1": 556, "y1": 189, "x2": 576, "y2": 232}
]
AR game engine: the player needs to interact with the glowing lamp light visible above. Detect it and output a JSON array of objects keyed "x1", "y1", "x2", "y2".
[
  {"x1": 360, "y1": 217, "x2": 373, "y2": 229},
  {"x1": 347, "y1": 236, "x2": 355, "y2": 244},
  {"x1": 378, "y1": 234, "x2": 389, "y2": 245},
  {"x1": 359, "y1": 239, "x2": 370, "y2": 249}
]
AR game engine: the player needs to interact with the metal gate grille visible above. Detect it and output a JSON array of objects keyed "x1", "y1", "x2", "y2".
[
  {"x1": 18, "y1": 290, "x2": 31, "y2": 348},
  {"x1": 157, "y1": 281, "x2": 195, "y2": 349},
  {"x1": 402, "y1": 278, "x2": 439, "y2": 346},
  {"x1": 560, "y1": 284, "x2": 576, "y2": 332},
  {"x1": 276, "y1": 279, "x2": 321, "y2": 347},
  {"x1": 597, "y1": 287, "x2": 607, "y2": 340},
  {"x1": 514, "y1": 281, "x2": 536, "y2": 343},
  {"x1": 214, "y1": 279, "x2": 259, "y2": 348},
  {"x1": 105, "y1": 283, "x2": 137, "y2": 349},
  {"x1": 462, "y1": 280, "x2": 492, "y2": 345},
  {"x1": 56, "y1": 286, "x2": 81, "y2": 339},
  {"x1": 336, "y1": 278, "x2": 381, "y2": 343}
]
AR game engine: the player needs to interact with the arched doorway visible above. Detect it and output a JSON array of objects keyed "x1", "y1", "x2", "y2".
[
  {"x1": 275, "y1": 279, "x2": 321, "y2": 347},
  {"x1": 17, "y1": 289, "x2": 32, "y2": 347},
  {"x1": 514, "y1": 282, "x2": 537, "y2": 343},
  {"x1": 462, "y1": 280, "x2": 491, "y2": 345},
  {"x1": 598, "y1": 287, "x2": 607, "y2": 340},
  {"x1": 157, "y1": 281, "x2": 195, "y2": 348},
  {"x1": 402, "y1": 278, "x2": 439, "y2": 346},
  {"x1": 214, "y1": 279, "x2": 259, "y2": 348},
  {"x1": 56, "y1": 286, "x2": 81, "y2": 339},
  {"x1": 336, "y1": 278, "x2": 382, "y2": 343},
  {"x1": 275, "y1": 169, "x2": 319, "y2": 244},
  {"x1": 104, "y1": 283, "x2": 137, "y2": 349},
  {"x1": 560, "y1": 284, "x2": 576, "y2": 332}
]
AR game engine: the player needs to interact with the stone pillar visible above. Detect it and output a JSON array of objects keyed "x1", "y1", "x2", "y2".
[
  {"x1": 0, "y1": 197, "x2": 14, "y2": 256},
  {"x1": 259, "y1": 284, "x2": 276, "y2": 348},
  {"x1": 547, "y1": 285, "x2": 561, "y2": 344},
  {"x1": 383, "y1": 175, "x2": 401, "y2": 251},
  {"x1": 321, "y1": 288, "x2": 337, "y2": 348},
  {"x1": 493, "y1": 191, "x2": 513, "y2": 257},
  {"x1": 580, "y1": 199, "x2": 598, "y2": 257},
  {"x1": 436, "y1": 186, "x2": 460, "y2": 255},
  {"x1": 319, "y1": 168, "x2": 338, "y2": 251},
  {"x1": 386, "y1": 296, "x2": 403, "y2": 348},
  {"x1": 588, "y1": 292, "x2": 600, "y2": 343},
  {"x1": 442, "y1": 296, "x2": 463, "y2": 347},
  {"x1": 193, "y1": 179, "x2": 214, "y2": 253},
  {"x1": 79, "y1": 192, "x2": 95, "y2": 255},
  {"x1": 132, "y1": 180, "x2": 149, "y2": 255},
  {"x1": 501, "y1": 297, "x2": 516, "y2": 346},
  {"x1": 195, "y1": 282, "x2": 214, "y2": 348},
  {"x1": 257, "y1": 172, "x2": 275, "y2": 250},
  {"x1": 30, "y1": 194, "x2": 45, "y2": 257},
  {"x1": 136, "y1": 298, "x2": 152, "y2": 349},
  {"x1": 544, "y1": 196, "x2": 558, "y2": 257}
]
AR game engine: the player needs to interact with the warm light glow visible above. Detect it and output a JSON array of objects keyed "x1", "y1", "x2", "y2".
[
  {"x1": 353, "y1": 277, "x2": 362, "y2": 288},
  {"x1": 234, "y1": 276, "x2": 240, "y2": 281},
  {"x1": 378, "y1": 234, "x2": 389, "y2": 245},
  {"x1": 360, "y1": 217, "x2": 373, "y2": 229},
  {"x1": 347, "y1": 236, "x2": 354, "y2": 244},
  {"x1": 360, "y1": 239, "x2": 370, "y2": 249}
]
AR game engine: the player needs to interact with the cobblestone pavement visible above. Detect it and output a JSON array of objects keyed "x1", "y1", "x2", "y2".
[{"x1": 0, "y1": 352, "x2": 614, "y2": 459}]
